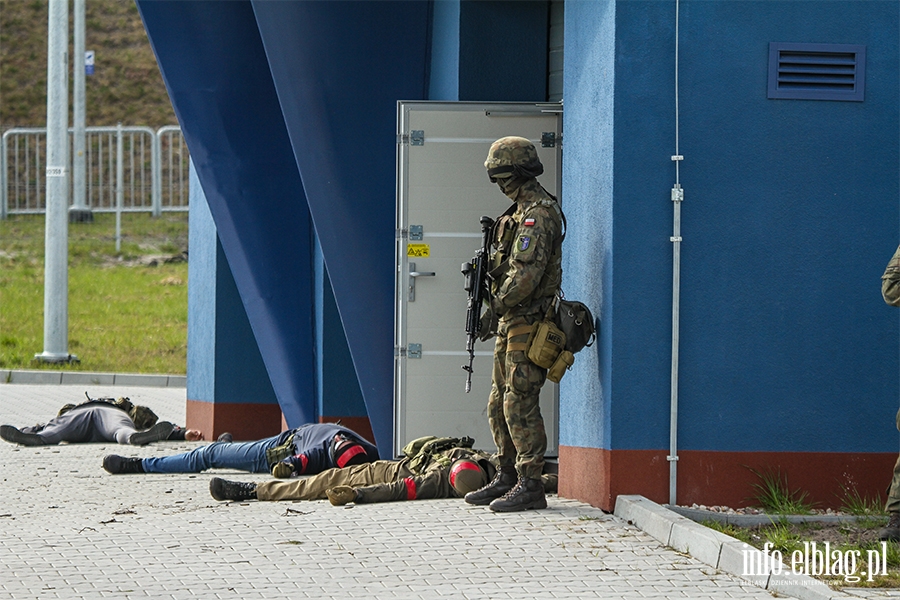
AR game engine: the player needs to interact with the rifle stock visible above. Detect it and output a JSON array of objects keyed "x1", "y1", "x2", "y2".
[{"x1": 461, "y1": 215, "x2": 495, "y2": 393}]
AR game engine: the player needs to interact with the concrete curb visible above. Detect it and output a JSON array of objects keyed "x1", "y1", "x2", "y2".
[
  {"x1": 0, "y1": 369, "x2": 185, "y2": 388},
  {"x1": 614, "y1": 495, "x2": 852, "y2": 600},
  {"x1": 666, "y1": 504, "x2": 868, "y2": 527}
]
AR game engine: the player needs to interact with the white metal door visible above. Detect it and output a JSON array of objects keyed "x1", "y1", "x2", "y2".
[{"x1": 394, "y1": 101, "x2": 562, "y2": 457}]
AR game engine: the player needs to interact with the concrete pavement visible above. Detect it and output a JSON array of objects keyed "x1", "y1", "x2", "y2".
[{"x1": 0, "y1": 380, "x2": 893, "y2": 599}]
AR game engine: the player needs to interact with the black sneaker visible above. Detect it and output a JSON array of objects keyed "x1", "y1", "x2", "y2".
[
  {"x1": 0, "y1": 425, "x2": 45, "y2": 446},
  {"x1": 880, "y1": 512, "x2": 900, "y2": 541},
  {"x1": 464, "y1": 466, "x2": 517, "y2": 505},
  {"x1": 103, "y1": 454, "x2": 145, "y2": 474},
  {"x1": 489, "y1": 477, "x2": 547, "y2": 512},
  {"x1": 129, "y1": 421, "x2": 175, "y2": 446},
  {"x1": 210, "y1": 477, "x2": 257, "y2": 501}
]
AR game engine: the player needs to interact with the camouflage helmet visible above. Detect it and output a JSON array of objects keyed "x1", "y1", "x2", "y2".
[
  {"x1": 484, "y1": 136, "x2": 543, "y2": 182},
  {"x1": 448, "y1": 458, "x2": 487, "y2": 495},
  {"x1": 129, "y1": 405, "x2": 159, "y2": 430}
]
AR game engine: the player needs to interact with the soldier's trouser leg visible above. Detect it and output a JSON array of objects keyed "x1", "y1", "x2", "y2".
[
  {"x1": 256, "y1": 461, "x2": 410, "y2": 501},
  {"x1": 357, "y1": 469, "x2": 450, "y2": 503},
  {"x1": 886, "y1": 409, "x2": 900, "y2": 513},
  {"x1": 488, "y1": 316, "x2": 547, "y2": 480},
  {"x1": 886, "y1": 454, "x2": 900, "y2": 513}
]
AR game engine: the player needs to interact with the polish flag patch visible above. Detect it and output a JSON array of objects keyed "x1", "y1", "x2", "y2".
[{"x1": 523, "y1": 218, "x2": 536, "y2": 227}]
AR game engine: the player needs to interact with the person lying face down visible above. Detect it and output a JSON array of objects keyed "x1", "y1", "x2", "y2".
[
  {"x1": 102, "y1": 422, "x2": 377, "y2": 476},
  {"x1": 0, "y1": 394, "x2": 199, "y2": 447}
]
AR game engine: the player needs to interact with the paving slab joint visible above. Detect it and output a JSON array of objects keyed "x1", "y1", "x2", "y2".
[{"x1": 613, "y1": 495, "x2": 852, "y2": 600}]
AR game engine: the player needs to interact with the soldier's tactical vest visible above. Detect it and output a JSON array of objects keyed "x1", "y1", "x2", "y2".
[
  {"x1": 489, "y1": 193, "x2": 564, "y2": 316},
  {"x1": 402, "y1": 435, "x2": 475, "y2": 474}
]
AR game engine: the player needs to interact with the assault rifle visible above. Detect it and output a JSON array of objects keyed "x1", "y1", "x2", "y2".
[{"x1": 461, "y1": 215, "x2": 495, "y2": 393}]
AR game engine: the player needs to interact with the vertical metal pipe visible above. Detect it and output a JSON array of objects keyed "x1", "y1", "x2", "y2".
[
  {"x1": 668, "y1": 0, "x2": 683, "y2": 506},
  {"x1": 37, "y1": 0, "x2": 73, "y2": 363},
  {"x1": 1, "y1": 131, "x2": 8, "y2": 219},
  {"x1": 116, "y1": 123, "x2": 123, "y2": 252},
  {"x1": 70, "y1": 0, "x2": 91, "y2": 221}
]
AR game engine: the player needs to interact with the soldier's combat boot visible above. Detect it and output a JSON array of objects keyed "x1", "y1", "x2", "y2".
[
  {"x1": 465, "y1": 465, "x2": 517, "y2": 505},
  {"x1": 0, "y1": 425, "x2": 45, "y2": 446},
  {"x1": 880, "y1": 512, "x2": 900, "y2": 541},
  {"x1": 209, "y1": 477, "x2": 257, "y2": 501},
  {"x1": 103, "y1": 454, "x2": 145, "y2": 474},
  {"x1": 128, "y1": 421, "x2": 175, "y2": 446},
  {"x1": 326, "y1": 486, "x2": 359, "y2": 506},
  {"x1": 489, "y1": 477, "x2": 547, "y2": 512}
]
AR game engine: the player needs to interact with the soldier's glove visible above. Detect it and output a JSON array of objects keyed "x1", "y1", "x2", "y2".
[
  {"x1": 271, "y1": 461, "x2": 294, "y2": 479},
  {"x1": 325, "y1": 486, "x2": 358, "y2": 506}
]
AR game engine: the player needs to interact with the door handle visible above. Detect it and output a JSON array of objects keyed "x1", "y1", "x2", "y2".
[{"x1": 408, "y1": 262, "x2": 435, "y2": 302}]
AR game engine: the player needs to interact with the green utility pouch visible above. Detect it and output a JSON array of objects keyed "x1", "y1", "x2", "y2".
[
  {"x1": 403, "y1": 436, "x2": 474, "y2": 475},
  {"x1": 547, "y1": 350, "x2": 575, "y2": 383},
  {"x1": 265, "y1": 434, "x2": 296, "y2": 468},
  {"x1": 526, "y1": 319, "x2": 566, "y2": 369}
]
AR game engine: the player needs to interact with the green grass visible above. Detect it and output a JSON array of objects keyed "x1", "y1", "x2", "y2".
[
  {"x1": 839, "y1": 483, "x2": 887, "y2": 518},
  {"x1": 0, "y1": 212, "x2": 188, "y2": 374},
  {"x1": 747, "y1": 466, "x2": 816, "y2": 515}
]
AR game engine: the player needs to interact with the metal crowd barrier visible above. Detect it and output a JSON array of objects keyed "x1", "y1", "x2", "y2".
[{"x1": 0, "y1": 125, "x2": 189, "y2": 219}]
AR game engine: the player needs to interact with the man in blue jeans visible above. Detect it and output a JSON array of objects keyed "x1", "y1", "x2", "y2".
[{"x1": 102, "y1": 422, "x2": 378, "y2": 477}]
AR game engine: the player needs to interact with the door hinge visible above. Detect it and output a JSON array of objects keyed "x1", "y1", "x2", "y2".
[
  {"x1": 541, "y1": 131, "x2": 561, "y2": 148},
  {"x1": 408, "y1": 343, "x2": 422, "y2": 359},
  {"x1": 398, "y1": 130, "x2": 425, "y2": 146},
  {"x1": 396, "y1": 225, "x2": 423, "y2": 241},
  {"x1": 395, "y1": 343, "x2": 422, "y2": 358}
]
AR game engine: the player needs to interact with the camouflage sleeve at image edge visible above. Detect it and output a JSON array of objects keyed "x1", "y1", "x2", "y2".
[{"x1": 882, "y1": 244, "x2": 900, "y2": 307}]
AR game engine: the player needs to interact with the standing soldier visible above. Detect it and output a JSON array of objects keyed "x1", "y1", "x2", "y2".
[
  {"x1": 464, "y1": 136, "x2": 565, "y2": 513},
  {"x1": 880, "y1": 244, "x2": 900, "y2": 541}
]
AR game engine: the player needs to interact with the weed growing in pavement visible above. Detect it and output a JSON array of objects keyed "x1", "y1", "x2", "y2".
[
  {"x1": 747, "y1": 467, "x2": 815, "y2": 515},
  {"x1": 702, "y1": 480, "x2": 900, "y2": 589},
  {"x1": 839, "y1": 484, "x2": 886, "y2": 518}
]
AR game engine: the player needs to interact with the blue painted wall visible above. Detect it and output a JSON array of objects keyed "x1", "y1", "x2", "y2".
[
  {"x1": 139, "y1": 0, "x2": 431, "y2": 452},
  {"x1": 458, "y1": 0, "x2": 549, "y2": 101},
  {"x1": 138, "y1": 1, "x2": 316, "y2": 428},
  {"x1": 144, "y1": 0, "x2": 899, "y2": 468},
  {"x1": 186, "y1": 162, "x2": 279, "y2": 408},
  {"x1": 430, "y1": 0, "x2": 550, "y2": 102},
  {"x1": 430, "y1": 1, "x2": 461, "y2": 100},
  {"x1": 314, "y1": 242, "x2": 367, "y2": 419},
  {"x1": 560, "y1": 0, "x2": 900, "y2": 454},
  {"x1": 250, "y1": 1, "x2": 430, "y2": 452}
]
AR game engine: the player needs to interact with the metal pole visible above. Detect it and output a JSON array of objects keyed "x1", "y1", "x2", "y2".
[
  {"x1": 116, "y1": 123, "x2": 123, "y2": 252},
  {"x1": 70, "y1": 0, "x2": 92, "y2": 222},
  {"x1": 36, "y1": 0, "x2": 75, "y2": 363},
  {"x1": 668, "y1": 0, "x2": 683, "y2": 506}
]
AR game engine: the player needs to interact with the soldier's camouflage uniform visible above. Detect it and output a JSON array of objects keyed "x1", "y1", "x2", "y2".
[
  {"x1": 255, "y1": 446, "x2": 498, "y2": 502},
  {"x1": 881, "y1": 245, "x2": 900, "y2": 512},
  {"x1": 487, "y1": 177, "x2": 564, "y2": 481}
]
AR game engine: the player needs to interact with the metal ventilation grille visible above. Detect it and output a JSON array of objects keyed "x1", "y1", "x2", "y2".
[{"x1": 768, "y1": 42, "x2": 866, "y2": 102}]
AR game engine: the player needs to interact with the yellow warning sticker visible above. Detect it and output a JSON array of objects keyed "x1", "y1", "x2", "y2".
[{"x1": 407, "y1": 243, "x2": 430, "y2": 258}]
